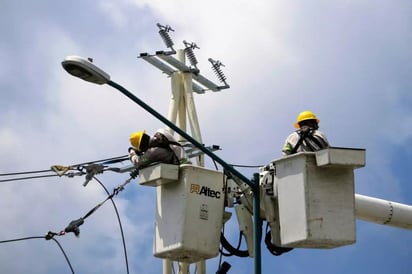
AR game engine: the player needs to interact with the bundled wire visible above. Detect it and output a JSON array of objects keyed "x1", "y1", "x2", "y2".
[
  {"x1": 0, "y1": 155, "x2": 134, "y2": 273},
  {"x1": 264, "y1": 223, "x2": 293, "y2": 256},
  {"x1": 220, "y1": 231, "x2": 249, "y2": 258},
  {"x1": 93, "y1": 177, "x2": 130, "y2": 274},
  {"x1": 0, "y1": 172, "x2": 61, "y2": 182},
  {"x1": 0, "y1": 155, "x2": 128, "y2": 183}
]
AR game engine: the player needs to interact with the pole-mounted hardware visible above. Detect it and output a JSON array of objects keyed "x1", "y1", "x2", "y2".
[
  {"x1": 139, "y1": 23, "x2": 230, "y2": 93},
  {"x1": 183, "y1": 40, "x2": 200, "y2": 73},
  {"x1": 156, "y1": 23, "x2": 175, "y2": 54},
  {"x1": 208, "y1": 58, "x2": 229, "y2": 89}
]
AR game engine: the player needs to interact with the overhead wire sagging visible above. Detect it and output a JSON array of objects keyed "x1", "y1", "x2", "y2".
[
  {"x1": 0, "y1": 235, "x2": 75, "y2": 274},
  {"x1": 0, "y1": 155, "x2": 134, "y2": 273}
]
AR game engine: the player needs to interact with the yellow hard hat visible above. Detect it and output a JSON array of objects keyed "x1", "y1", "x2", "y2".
[
  {"x1": 294, "y1": 110, "x2": 320, "y2": 128},
  {"x1": 130, "y1": 130, "x2": 146, "y2": 151}
]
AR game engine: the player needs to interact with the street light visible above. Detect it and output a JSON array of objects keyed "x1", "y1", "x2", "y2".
[
  {"x1": 61, "y1": 55, "x2": 262, "y2": 274},
  {"x1": 62, "y1": 56, "x2": 110, "y2": 85}
]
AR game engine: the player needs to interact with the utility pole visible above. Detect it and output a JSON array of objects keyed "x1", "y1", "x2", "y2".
[{"x1": 139, "y1": 23, "x2": 229, "y2": 274}]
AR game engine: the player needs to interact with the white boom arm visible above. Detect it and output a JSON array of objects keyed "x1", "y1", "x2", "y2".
[{"x1": 355, "y1": 194, "x2": 412, "y2": 230}]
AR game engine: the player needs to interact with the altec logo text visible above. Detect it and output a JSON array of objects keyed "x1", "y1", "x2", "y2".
[{"x1": 190, "y1": 184, "x2": 221, "y2": 199}]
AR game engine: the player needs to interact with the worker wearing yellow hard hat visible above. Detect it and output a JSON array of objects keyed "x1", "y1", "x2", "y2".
[
  {"x1": 129, "y1": 128, "x2": 190, "y2": 169},
  {"x1": 294, "y1": 110, "x2": 320, "y2": 129},
  {"x1": 282, "y1": 110, "x2": 329, "y2": 156},
  {"x1": 130, "y1": 131, "x2": 150, "y2": 152}
]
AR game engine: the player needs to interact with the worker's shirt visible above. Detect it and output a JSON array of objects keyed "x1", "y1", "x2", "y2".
[
  {"x1": 282, "y1": 129, "x2": 329, "y2": 156},
  {"x1": 130, "y1": 138, "x2": 189, "y2": 169}
]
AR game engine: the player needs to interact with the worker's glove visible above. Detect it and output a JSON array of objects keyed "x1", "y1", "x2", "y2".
[
  {"x1": 298, "y1": 126, "x2": 314, "y2": 138},
  {"x1": 128, "y1": 148, "x2": 137, "y2": 160}
]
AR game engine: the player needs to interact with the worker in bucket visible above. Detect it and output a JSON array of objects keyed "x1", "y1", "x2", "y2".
[
  {"x1": 282, "y1": 110, "x2": 329, "y2": 156},
  {"x1": 129, "y1": 128, "x2": 190, "y2": 169}
]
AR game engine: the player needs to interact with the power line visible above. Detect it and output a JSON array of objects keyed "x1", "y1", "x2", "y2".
[
  {"x1": 0, "y1": 174, "x2": 60, "y2": 183},
  {"x1": 0, "y1": 155, "x2": 128, "y2": 177},
  {"x1": 0, "y1": 235, "x2": 75, "y2": 274},
  {"x1": 0, "y1": 175, "x2": 133, "y2": 273},
  {"x1": 0, "y1": 155, "x2": 129, "y2": 183},
  {"x1": 0, "y1": 169, "x2": 51, "y2": 176},
  {"x1": 60, "y1": 174, "x2": 134, "y2": 272},
  {"x1": 93, "y1": 177, "x2": 130, "y2": 274},
  {"x1": 0, "y1": 155, "x2": 133, "y2": 273},
  {"x1": 230, "y1": 164, "x2": 264, "y2": 168},
  {"x1": 74, "y1": 155, "x2": 129, "y2": 166}
]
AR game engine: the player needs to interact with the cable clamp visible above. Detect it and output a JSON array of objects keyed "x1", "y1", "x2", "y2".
[
  {"x1": 65, "y1": 171, "x2": 84, "y2": 178},
  {"x1": 51, "y1": 165, "x2": 74, "y2": 176},
  {"x1": 82, "y1": 164, "x2": 105, "y2": 187},
  {"x1": 64, "y1": 218, "x2": 84, "y2": 237},
  {"x1": 45, "y1": 231, "x2": 57, "y2": 240},
  {"x1": 45, "y1": 230, "x2": 65, "y2": 240}
]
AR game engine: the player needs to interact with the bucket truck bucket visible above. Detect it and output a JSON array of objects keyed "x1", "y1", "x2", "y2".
[
  {"x1": 139, "y1": 163, "x2": 179, "y2": 186},
  {"x1": 139, "y1": 164, "x2": 225, "y2": 263},
  {"x1": 274, "y1": 147, "x2": 365, "y2": 248}
]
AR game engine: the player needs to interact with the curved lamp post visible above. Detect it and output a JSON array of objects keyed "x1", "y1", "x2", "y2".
[{"x1": 62, "y1": 56, "x2": 262, "y2": 274}]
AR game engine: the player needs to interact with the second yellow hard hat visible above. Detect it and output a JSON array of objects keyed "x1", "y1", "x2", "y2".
[{"x1": 294, "y1": 110, "x2": 320, "y2": 128}]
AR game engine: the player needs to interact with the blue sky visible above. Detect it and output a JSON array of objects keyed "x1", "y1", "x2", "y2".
[{"x1": 1, "y1": 0, "x2": 412, "y2": 273}]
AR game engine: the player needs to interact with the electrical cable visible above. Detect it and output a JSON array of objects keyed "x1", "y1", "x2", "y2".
[
  {"x1": 63, "y1": 174, "x2": 134, "y2": 242},
  {"x1": 1, "y1": 174, "x2": 132, "y2": 272},
  {"x1": 229, "y1": 164, "x2": 264, "y2": 168},
  {"x1": 49, "y1": 237, "x2": 75, "y2": 274},
  {"x1": 264, "y1": 223, "x2": 293, "y2": 256},
  {"x1": 220, "y1": 232, "x2": 249, "y2": 258},
  {"x1": 73, "y1": 155, "x2": 129, "y2": 167},
  {"x1": 0, "y1": 174, "x2": 60, "y2": 183},
  {"x1": 0, "y1": 169, "x2": 52, "y2": 176},
  {"x1": 210, "y1": 161, "x2": 264, "y2": 170},
  {"x1": 0, "y1": 236, "x2": 75, "y2": 274},
  {"x1": 0, "y1": 155, "x2": 129, "y2": 183},
  {"x1": 211, "y1": 158, "x2": 219, "y2": 171},
  {"x1": 92, "y1": 176, "x2": 130, "y2": 274},
  {"x1": 215, "y1": 261, "x2": 231, "y2": 274},
  {"x1": 217, "y1": 222, "x2": 225, "y2": 266},
  {"x1": 217, "y1": 226, "x2": 233, "y2": 273},
  {"x1": 0, "y1": 155, "x2": 133, "y2": 273}
]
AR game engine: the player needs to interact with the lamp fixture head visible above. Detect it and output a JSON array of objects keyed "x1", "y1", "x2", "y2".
[{"x1": 62, "y1": 55, "x2": 110, "y2": 85}]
